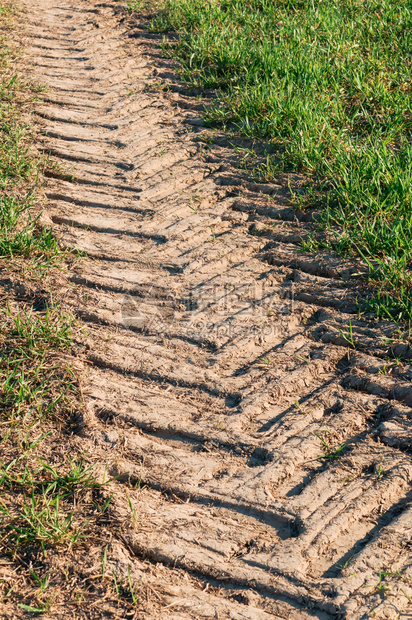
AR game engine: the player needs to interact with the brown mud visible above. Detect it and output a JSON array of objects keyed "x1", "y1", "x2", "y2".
[{"x1": 16, "y1": 0, "x2": 412, "y2": 617}]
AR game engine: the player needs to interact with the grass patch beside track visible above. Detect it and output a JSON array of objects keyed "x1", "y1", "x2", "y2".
[
  {"x1": 0, "y1": 5, "x2": 141, "y2": 615},
  {"x1": 143, "y1": 0, "x2": 412, "y2": 321},
  {"x1": 0, "y1": 5, "x2": 60, "y2": 267}
]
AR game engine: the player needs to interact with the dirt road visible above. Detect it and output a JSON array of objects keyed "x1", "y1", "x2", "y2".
[{"x1": 23, "y1": 0, "x2": 412, "y2": 617}]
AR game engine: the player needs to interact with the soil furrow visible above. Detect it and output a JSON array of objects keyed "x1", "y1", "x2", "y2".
[{"x1": 22, "y1": 0, "x2": 412, "y2": 617}]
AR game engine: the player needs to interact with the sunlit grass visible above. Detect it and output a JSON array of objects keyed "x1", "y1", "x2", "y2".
[{"x1": 148, "y1": 0, "x2": 412, "y2": 320}]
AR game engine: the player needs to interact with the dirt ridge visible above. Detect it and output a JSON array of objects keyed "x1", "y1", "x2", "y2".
[{"x1": 22, "y1": 1, "x2": 412, "y2": 617}]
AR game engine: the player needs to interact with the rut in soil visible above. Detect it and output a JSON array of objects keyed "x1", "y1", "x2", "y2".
[{"x1": 23, "y1": 0, "x2": 412, "y2": 617}]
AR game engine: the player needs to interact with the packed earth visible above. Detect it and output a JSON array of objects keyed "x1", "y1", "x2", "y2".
[{"x1": 1, "y1": 0, "x2": 412, "y2": 618}]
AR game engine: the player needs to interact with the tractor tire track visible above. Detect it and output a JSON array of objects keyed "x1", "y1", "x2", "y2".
[{"x1": 23, "y1": 1, "x2": 412, "y2": 617}]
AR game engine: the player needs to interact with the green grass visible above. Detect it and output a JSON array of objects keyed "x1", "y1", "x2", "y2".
[
  {"x1": 0, "y1": 456, "x2": 109, "y2": 557},
  {"x1": 0, "y1": 297, "x2": 87, "y2": 558},
  {"x1": 0, "y1": 17, "x2": 61, "y2": 266},
  {"x1": 0, "y1": 302, "x2": 78, "y2": 426},
  {"x1": 147, "y1": 0, "x2": 412, "y2": 321},
  {"x1": 0, "y1": 4, "x2": 147, "y2": 615},
  {"x1": 0, "y1": 3, "x2": 101, "y2": 610},
  {"x1": 0, "y1": 3, "x2": 76, "y2": 439}
]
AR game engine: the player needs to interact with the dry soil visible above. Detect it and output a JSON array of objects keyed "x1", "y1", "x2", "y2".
[{"x1": 19, "y1": 1, "x2": 412, "y2": 617}]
